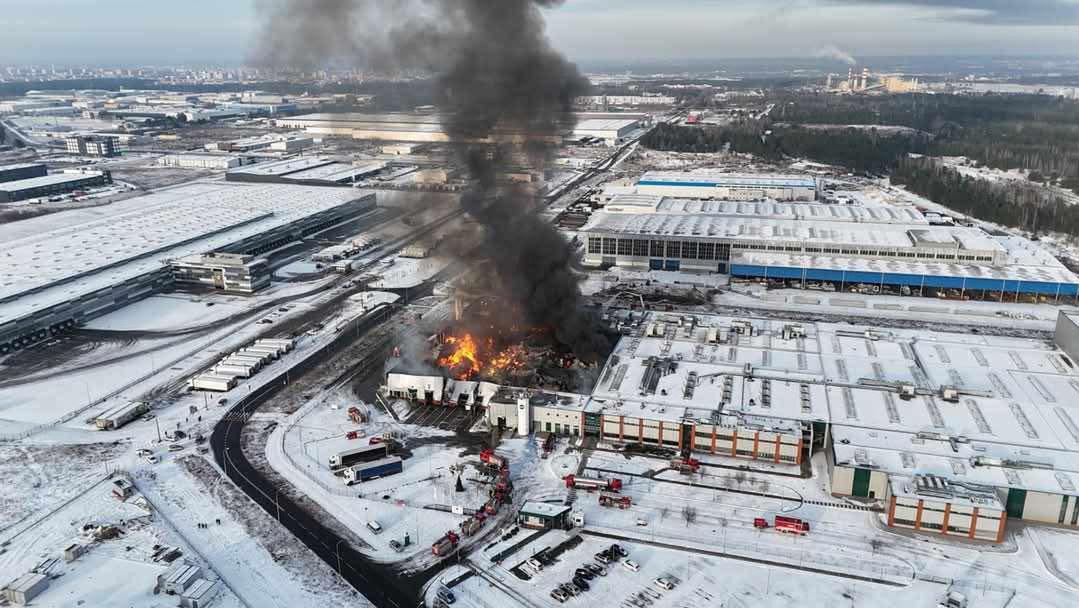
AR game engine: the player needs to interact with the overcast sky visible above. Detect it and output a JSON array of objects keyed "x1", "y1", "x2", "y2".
[{"x1": 1, "y1": 0, "x2": 1079, "y2": 66}]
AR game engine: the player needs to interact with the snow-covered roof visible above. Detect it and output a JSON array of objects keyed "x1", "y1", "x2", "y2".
[
  {"x1": 0, "y1": 171, "x2": 106, "y2": 193},
  {"x1": 582, "y1": 212, "x2": 1002, "y2": 253},
  {"x1": 603, "y1": 194, "x2": 928, "y2": 224},
  {"x1": 228, "y1": 157, "x2": 333, "y2": 176},
  {"x1": 0, "y1": 182, "x2": 373, "y2": 324},
  {"x1": 520, "y1": 501, "x2": 570, "y2": 518},
  {"x1": 638, "y1": 172, "x2": 817, "y2": 189},
  {"x1": 730, "y1": 251, "x2": 1079, "y2": 285}
]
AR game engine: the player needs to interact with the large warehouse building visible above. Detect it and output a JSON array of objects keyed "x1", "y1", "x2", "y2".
[
  {"x1": 277, "y1": 111, "x2": 606, "y2": 144},
  {"x1": 0, "y1": 162, "x2": 47, "y2": 184},
  {"x1": 581, "y1": 192, "x2": 1079, "y2": 300},
  {"x1": 0, "y1": 170, "x2": 111, "y2": 203},
  {"x1": 226, "y1": 157, "x2": 386, "y2": 186},
  {"x1": 384, "y1": 309, "x2": 1079, "y2": 542},
  {"x1": 634, "y1": 172, "x2": 819, "y2": 201},
  {"x1": 0, "y1": 182, "x2": 375, "y2": 353}
]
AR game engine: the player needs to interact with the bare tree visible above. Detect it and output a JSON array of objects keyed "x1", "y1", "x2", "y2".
[
  {"x1": 659, "y1": 506, "x2": 670, "y2": 521},
  {"x1": 681, "y1": 505, "x2": 698, "y2": 527},
  {"x1": 734, "y1": 470, "x2": 748, "y2": 486},
  {"x1": 758, "y1": 480, "x2": 771, "y2": 494}
]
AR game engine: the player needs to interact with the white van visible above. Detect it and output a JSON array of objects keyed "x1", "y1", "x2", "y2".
[{"x1": 367, "y1": 520, "x2": 383, "y2": 534}]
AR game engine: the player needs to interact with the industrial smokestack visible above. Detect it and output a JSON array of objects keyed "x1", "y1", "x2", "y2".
[{"x1": 258, "y1": 0, "x2": 609, "y2": 360}]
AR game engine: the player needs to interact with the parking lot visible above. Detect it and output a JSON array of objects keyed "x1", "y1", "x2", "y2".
[
  {"x1": 441, "y1": 530, "x2": 692, "y2": 608},
  {"x1": 404, "y1": 403, "x2": 484, "y2": 432}
]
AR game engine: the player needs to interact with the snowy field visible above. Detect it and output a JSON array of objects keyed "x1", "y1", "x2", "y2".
[{"x1": 0, "y1": 475, "x2": 244, "y2": 608}]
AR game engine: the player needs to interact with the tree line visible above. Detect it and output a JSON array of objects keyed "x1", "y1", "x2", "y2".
[
  {"x1": 641, "y1": 122, "x2": 929, "y2": 174},
  {"x1": 892, "y1": 156, "x2": 1079, "y2": 236}
]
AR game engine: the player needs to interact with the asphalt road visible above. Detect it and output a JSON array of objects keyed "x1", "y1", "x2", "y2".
[{"x1": 211, "y1": 303, "x2": 424, "y2": 608}]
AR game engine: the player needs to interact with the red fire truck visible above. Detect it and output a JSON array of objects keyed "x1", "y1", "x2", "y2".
[
  {"x1": 563, "y1": 474, "x2": 623, "y2": 492},
  {"x1": 432, "y1": 531, "x2": 460, "y2": 556},
  {"x1": 670, "y1": 457, "x2": 701, "y2": 474},
  {"x1": 479, "y1": 449, "x2": 507, "y2": 469},
  {"x1": 598, "y1": 492, "x2": 632, "y2": 509},
  {"x1": 774, "y1": 516, "x2": 810, "y2": 535}
]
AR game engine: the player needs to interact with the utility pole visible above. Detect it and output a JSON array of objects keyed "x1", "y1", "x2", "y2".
[{"x1": 155, "y1": 417, "x2": 162, "y2": 443}]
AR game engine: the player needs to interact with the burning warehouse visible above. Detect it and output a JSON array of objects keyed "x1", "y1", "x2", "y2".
[{"x1": 382, "y1": 322, "x2": 602, "y2": 408}]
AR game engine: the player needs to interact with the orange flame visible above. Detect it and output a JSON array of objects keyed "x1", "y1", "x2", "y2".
[
  {"x1": 438, "y1": 333, "x2": 528, "y2": 379},
  {"x1": 439, "y1": 334, "x2": 481, "y2": 378}
]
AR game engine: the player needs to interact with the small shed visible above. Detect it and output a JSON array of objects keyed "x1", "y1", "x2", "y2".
[
  {"x1": 4, "y1": 573, "x2": 49, "y2": 606},
  {"x1": 63, "y1": 542, "x2": 86, "y2": 562},
  {"x1": 158, "y1": 561, "x2": 202, "y2": 595},
  {"x1": 180, "y1": 578, "x2": 221, "y2": 608},
  {"x1": 518, "y1": 501, "x2": 571, "y2": 530}
]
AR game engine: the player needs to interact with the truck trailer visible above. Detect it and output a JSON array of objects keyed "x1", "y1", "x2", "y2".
[
  {"x1": 329, "y1": 443, "x2": 390, "y2": 469},
  {"x1": 257, "y1": 338, "x2": 295, "y2": 353},
  {"x1": 95, "y1": 401, "x2": 149, "y2": 430},
  {"x1": 342, "y1": 457, "x2": 403, "y2": 484},
  {"x1": 241, "y1": 345, "x2": 281, "y2": 360},
  {"x1": 188, "y1": 374, "x2": 237, "y2": 392},
  {"x1": 213, "y1": 363, "x2": 256, "y2": 378}
]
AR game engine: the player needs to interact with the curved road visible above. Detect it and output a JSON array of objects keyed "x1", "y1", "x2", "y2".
[{"x1": 211, "y1": 302, "x2": 424, "y2": 608}]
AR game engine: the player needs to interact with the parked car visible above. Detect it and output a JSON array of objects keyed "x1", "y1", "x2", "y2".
[
  {"x1": 436, "y1": 588, "x2": 455, "y2": 604},
  {"x1": 611, "y1": 544, "x2": 628, "y2": 557},
  {"x1": 167, "y1": 444, "x2": 184, "y2": 452},
  {"x1": 367, "y1": 520, "x2": 383, "y2": 534},
  {"x1": 585, "y1": 563, "x2": 606, "y2": 576},
  {"x1": 574, "y1": 568, "x2": 594, "y2": 580},
  {"x1": 550, "y1": 589, "x2": 569, "y2": 603},
  {"x1": 622, "y1": 559, "x2": 640, "y2": 572},
  {"x1": 636, "y1": 517, "x2": 648, "y2": 526},
  {"x1": 654, "y1": 577, "x2": 675, "y2": 591},
  {"x1": 594, "y1": 551, "x2": 612, "y2": 564},
  {"x1": 144, "y1": 454, "x2": 160, "y2": 464},
  {"x1": 527, "y1": 558, "x2": 543, "y2": 572},
  {"x1": 572, "y1": 576, "x2": 590, "y2": 591},
  {"x1": 136, "y1": 448, "x2": 152, "y2": 457},
  {"x1": 389, "y1": 540, "x2": 403, "y2": 552}
]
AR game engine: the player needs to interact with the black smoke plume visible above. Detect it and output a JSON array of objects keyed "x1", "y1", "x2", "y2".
[{"x1": 258, "y1": 0, "x2": 609, "y2": 360}]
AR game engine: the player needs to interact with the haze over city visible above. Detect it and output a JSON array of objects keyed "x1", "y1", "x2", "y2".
[{"x1": 3, "y1": 0, "x2": 1079, "y2": 65}]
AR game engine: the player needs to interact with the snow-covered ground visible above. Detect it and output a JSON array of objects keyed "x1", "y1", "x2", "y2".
[
  {"x1": 0, "y1": 474, "x2": 244, "y2": 608},
  {"x1": 420, "y1": 435, "x2": 1079, "y2": 608},
  {"x1": 266, "y1": 390, "x2": 488, "y2": 565}
]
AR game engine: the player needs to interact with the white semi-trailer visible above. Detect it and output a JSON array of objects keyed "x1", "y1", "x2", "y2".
[
  {"x1": 95, "y1": 401, "x2": 149, "y2": 430},
  {"x1": 213, "y1": 364, "x2": 256, "y2": 378},
  {"x1": 188, "y1": 374, "x2": 237, "y2": 392}
]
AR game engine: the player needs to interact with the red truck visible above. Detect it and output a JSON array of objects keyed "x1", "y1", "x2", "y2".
[
  {"x1": 432, "y1": 531, "x2": 460, "y2": 556},
  {"x1": 479, "y1": 449, "x2": 507, "y2": 469},
  {"x1": 774, "y1": 516, "x2": 810, "y2": 535},
  {"x1": 670, "y1": 457, "x2": 701, "y2": 474},
  {"x1": 598, "y1": 492, "x2": 632, "y2": 509},
  {"x1": 460, "y1": 518, "x2": 483, "y2": 537},
  {"x1": 564, "y1": 474, "x2": 623, "y2": 492}
]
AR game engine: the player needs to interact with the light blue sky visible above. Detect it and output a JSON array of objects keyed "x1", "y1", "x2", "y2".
[{"x1": 1, "y1": 0, "x2": 1079, "y2": 66}]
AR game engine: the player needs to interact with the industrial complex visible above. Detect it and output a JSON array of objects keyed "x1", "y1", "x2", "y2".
[
  {"x1": 580, "y1": 174, "x2": 1079, "y2": 301},
  {"x1": 0, "y1": 182, "x2": 374, "y2": 352},
  {"x1": 6, "y1": 54, "x2": 1079, "y2": 608},
  {"x1": 385, "y1": 308, "x2": 1079, "y2": 542}
]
